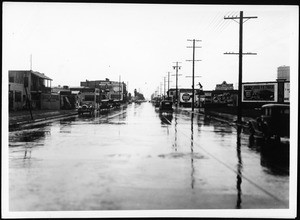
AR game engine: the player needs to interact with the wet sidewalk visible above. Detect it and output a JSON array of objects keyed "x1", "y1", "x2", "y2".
[
  {"x1": 9, "y1": 109, "x2": 78, "y2": 130},
  {"x1": 177, "y1": 107, "x2": 255, "y2": 126}
]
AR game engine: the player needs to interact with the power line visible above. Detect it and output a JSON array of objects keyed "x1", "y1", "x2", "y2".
[
  {"x1": 216, "y1": 11, "x2": 237, "y2": 33},
  {"x1": 205, "y1": 11, "x2": 224, "y2": 33},
  {"x1": 210, "y1": 11, "x2": 233, "y2": 34}
]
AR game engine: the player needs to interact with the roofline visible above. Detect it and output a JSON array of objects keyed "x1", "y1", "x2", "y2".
[{"x1": 242, "y1": 81, "x2": 289, "y2": 84}]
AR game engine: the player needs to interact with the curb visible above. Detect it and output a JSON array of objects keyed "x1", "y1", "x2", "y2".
[
  {"x1": 177, "y1": 108, "x2": 251, "y2": 128},
  {"x1": 9, "y1": 105, "x2": 128, "y2": 131},
  {"x1": 9, "y1": 112, "x2": 78, "y2": 131}
]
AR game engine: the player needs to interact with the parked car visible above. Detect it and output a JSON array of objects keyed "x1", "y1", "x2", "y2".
[
  {"x1": 248, "y1": 104, "x2": 289, "y2": 142},
  {"x1": 78, "y1": 104, "x2": 94, "y2": 116},
  {"x1": 159, "y1": 100, "x2": 173, "y2": 112},
  {"x1": 113, "y1": 100, "x2": 121, "y2": 108},
  {"x1": 154, "y1": 100, "x2": 161, "y2": 108},
  {"x1": 99, "y1": 100, "x2": 110, "y2": 112},
  {"x1": 108, "y1": 99, "x2": 115, "y2": 108}
]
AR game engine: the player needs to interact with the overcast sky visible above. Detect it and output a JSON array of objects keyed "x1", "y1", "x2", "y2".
[{"x1": 3, "y1": 3, "x2": 298, "y2": 99}]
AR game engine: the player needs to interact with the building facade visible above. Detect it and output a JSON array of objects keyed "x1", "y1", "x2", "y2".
[
  {"x1": 80, "y1": 79, "x2": 127, "y2": 102},
  {"x1": 215, "y1": 81, "x2": 234, "y2": 91},
  {"x1": 242, "y1": 80, "x2": 290, "y2": 105},
  {"x1": 9, "y1": 70, "x2": 52, "y2": 111}
]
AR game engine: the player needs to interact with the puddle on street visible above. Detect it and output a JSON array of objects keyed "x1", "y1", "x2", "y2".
[{"x1": 8, "y1": 103, "x2": 289, "y2": 210}]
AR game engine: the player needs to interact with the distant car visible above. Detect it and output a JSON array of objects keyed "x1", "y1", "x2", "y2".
[
  {"x1": 78, "y1": 104, "x2": 94, "y2": 116},
  {"x1": 154, "y1": 100, "x2": 161, "y2": 108},
  {"x1": 248, "y1": 104, "x2": 289, "y2": 142},
  {"x1": 113, "y1": 100, "x2": 121, "y2": 108},
  {"x1": 99, "y1": 100, "x2": 110, "y2": 111},
  {"x1": 108, "y1": 99, "x2": 115, "y2": 108},
  {"x1": 159, "y1": 100, "x2": 173, "y2": 112}
]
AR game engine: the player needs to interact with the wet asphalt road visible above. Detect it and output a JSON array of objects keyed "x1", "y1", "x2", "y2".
[{"x1": 9, "y1": 102, "x2": 289, "y2": 211}]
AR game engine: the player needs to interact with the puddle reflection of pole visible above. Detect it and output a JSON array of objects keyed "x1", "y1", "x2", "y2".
[
  {"x1": 190, "y1": 113, "x2": 195, "y2": 189},
  {"x1": 236, "y1": 126, "x2": 243, "y2": 208},
  {"x1": 24, "y1": 143, "x2": 32, "y2": 159},
  {"x1": 167, "y1": 123, "x2": 169, "y2": 135},
  {"x1": 174, "y1": 114, "x2": 178, "y2": 152}
]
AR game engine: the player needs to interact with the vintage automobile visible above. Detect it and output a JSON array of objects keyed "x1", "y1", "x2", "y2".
[
  {"x1": 99, "y1": 99, "x2": 110, "y2": 112},
  {"x1": 153, "y1": 100, "x2": 161, "y2": 108},
  {"x1": 159, "y1": 100, "x2": 173, "y2": 112},
  {"x1": 248, "y1": 104, "x2": 289, "y2": 142},
  {"x1": 107, "y1": 99, "x2": 116, "y2": 108},
  {"x1": 78, "y1": 104, "x2": 95, "y2": 116},
  {"x1": 113, "y1": 100, "x2": 121, "y2": 108}
]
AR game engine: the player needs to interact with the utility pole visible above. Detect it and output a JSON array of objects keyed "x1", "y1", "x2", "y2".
[
  {"x1": 163, "y1": 76, "x2": 166, "y2": 100},
  {"x1": 24, "y1": 72, "x2": 33, "y2": 120},
  {"x1": 119, "y1": 75, "x2": 121, "y2": 101},
  {"x1": 224, "y1": 11, "x2": 257, "y2": 125},
  {"x1": 187, "y1": 39, "x2": 201, "y2": 112},
  {"x1": 172, "y1": 62, "x2": 182, "y2": 107},
  {"x1": 30, "y1": 54, "x2": 32, "y2": 71},
  {"x1": 167, "y1": 71, "x2": 171, "y2": 98},
  {"x1": 127, "y1": 81, "x2": 129, "y2": 102}
]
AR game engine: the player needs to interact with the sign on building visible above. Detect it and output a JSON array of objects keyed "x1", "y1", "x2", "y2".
[
  {"x1": 110, "y1": 83, "x2": 123, "y2": 100},
  {"x1": 242, "y1": 83, "x2": 278, "y2": 102},
  {"x1": 284, "y1": 82, "x2": 290, "y2": 103},
  {"x1": 179, "y1": 92, "x2": 198, "y2": 103}
]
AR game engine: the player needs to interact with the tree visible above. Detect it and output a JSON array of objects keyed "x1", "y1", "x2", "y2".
[{"x1": 133, "y1": 88, "x2": 145, "y2": 100}]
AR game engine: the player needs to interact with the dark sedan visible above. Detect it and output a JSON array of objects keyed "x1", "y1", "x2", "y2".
[{"x1": 159, "y1": 100, "x2": 173, "y2": 112}]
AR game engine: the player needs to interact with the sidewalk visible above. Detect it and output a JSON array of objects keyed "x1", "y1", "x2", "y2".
[
  {"x1": 177, "y1": 107, "x2": 255, "y2": 127},
  {"x1": 9, "y1": 109, "x2": 78, "y2": 130}
]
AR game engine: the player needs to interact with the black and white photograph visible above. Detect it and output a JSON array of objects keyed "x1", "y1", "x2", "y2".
[{"x1": 2, "y1": 2, "x2": 298, "y2": 218}]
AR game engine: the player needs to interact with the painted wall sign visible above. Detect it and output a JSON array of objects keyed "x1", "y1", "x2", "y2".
[
  {"x1": 284, "y1": 82, "x2": 290, "y2": 103},
  {"x1": 242, "y1": 83, "x2": 278, "y2": 102},
  {"x1": 182, "y1": 93, "x2": 191, "y2": 102}
]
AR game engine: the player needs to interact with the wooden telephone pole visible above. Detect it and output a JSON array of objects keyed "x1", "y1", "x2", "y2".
[
  {"x1": 166, "y1": 71, "x2": 172, "y2": 98},
  {"x1": 224, "y1": 11, "x2": 257, "y2": 124},
  {"x1": 172, "y1": 62, "x2": 182, "y2": 107},
  {"x1": 187, "y1": 39, "x2": 201, "y2": 112}
]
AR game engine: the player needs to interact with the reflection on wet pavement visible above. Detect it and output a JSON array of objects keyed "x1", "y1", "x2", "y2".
[{"x1": 8, "y1": 102, "x2": 289, "y2": 211}]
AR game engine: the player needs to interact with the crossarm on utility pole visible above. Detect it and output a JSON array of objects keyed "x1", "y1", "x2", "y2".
[{"x1": 224, "y1": 11, "x2": 257, "y2": 125}]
